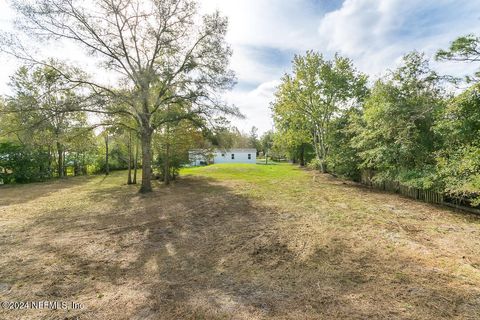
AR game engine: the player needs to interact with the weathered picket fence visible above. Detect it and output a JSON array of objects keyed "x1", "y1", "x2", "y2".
[{"x1": 360, "y1": 171, "x2": 480, "y2": 214}]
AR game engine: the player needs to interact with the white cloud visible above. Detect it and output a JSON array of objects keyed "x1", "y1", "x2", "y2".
[
  {"x1": 224, "y1": 80, "x2": 280, "y2": 134},
  {"x1": 200, "y1": 0, "x2": 323, "y2": 50},
  {"x1": 316, "y1": 0, "x2": 480, "y2": 77},
  {"x1": 229, "y1": 46, "x2": 284, "y2": 85}
]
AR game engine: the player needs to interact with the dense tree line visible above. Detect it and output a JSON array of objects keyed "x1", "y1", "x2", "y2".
[
  {"x1": 0, "y1": 64, "x2": 139, "y2": 183},
  {"x1": 0, "y1": 64, "x2": 238, "y2": 185},
  {"x1": 0, "y1": 0, "x2": 240, "y2": 192},
  {"x1": 272, "y1": 36, "x2": 480, "y2": 206}
]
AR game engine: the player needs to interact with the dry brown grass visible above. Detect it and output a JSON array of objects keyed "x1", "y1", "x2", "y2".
[{"x1": 1, "y1": 165, "x2": 480, "y2": 319}]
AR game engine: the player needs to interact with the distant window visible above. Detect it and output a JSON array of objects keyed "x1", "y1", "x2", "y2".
[
  {"x1": 231, "y1": 154, "x2": 235, "y2": 159},
  {"x1": 248, "y1": 154, "x2": 251, "y2": 159}
]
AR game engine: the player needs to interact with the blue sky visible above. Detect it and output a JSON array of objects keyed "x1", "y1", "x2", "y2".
[
  {"x1": 199, "y1": 0, "x2": 480, "y2": 133},
  {"x1": 1, "y1": 0, "x2": 480, "y2": 133}
]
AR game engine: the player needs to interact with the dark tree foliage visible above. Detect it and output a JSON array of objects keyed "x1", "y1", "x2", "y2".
[
  {"x1": 434, "y1": 83, "x2": 480, "y2": 204},
  {"x1": 352, "y1": 52, "x2": 444, "y2": 187},
  {"x1": 0, "y1": 142, "x2": 51, "y2": 183},
  {"x1": 326, "y1": 107, "x2": 363, "y2": 180}
]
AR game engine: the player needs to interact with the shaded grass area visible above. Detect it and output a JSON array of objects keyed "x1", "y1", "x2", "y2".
[{"x1": 1, "y1": 165, "x2": 480, "y2": 319}]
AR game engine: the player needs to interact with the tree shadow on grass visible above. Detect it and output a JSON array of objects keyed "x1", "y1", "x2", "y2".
[
  {"x1": 0, "y1": 175, "x2": 96, "y2": 206},
  {"x1": 1, "y1": 176, "x2": 479, "y2": 319}
]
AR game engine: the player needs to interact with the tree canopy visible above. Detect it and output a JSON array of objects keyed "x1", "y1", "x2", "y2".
[
  {"x1": 272, "y1": 51, "x2": 367, "y2": 172},
  {"x1": 6, "y1": 0, "x2": 239, "y2": 192}
]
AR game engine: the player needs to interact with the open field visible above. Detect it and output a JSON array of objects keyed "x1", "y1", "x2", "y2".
[{"x1": 1, "y1": 164, "x2": 480, "y2": 319}]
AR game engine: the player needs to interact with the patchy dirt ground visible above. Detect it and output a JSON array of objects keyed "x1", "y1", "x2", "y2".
[{"x1": 1, "y1": 164, "x2": 480, "y2": 319}]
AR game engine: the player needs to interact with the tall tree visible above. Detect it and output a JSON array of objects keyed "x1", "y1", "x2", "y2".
[
  {"x1": 3, "y1": 65, "x2": 89, "y2": 179},
  {"x1": 249, "y1": 126, "x2": 260, "y2": 152},
  {"x1": 272, "y1": 51, "x2": 367, "y2": 172},
  {"x1": 8, "y1": 0, "x2": 238, "y2": 192},
  {"x1": 271, "y1": 77, "x2": 311, "y2": 166},
  {"x1": 354, "y1": 52, "x2": 444, "y2": 186},
  {"x1": 260, "y1": 130, "x2": 274, "y2": 165}
]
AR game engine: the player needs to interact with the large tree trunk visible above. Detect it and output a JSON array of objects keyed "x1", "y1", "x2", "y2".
[
  {"x1": 313, "y1": 128, "x2": 326, "y2": 173},
  {"x1": 140, "y1": 127, "x2": 153, "y2": 193},
  {"x1": 300, "y1": 144, "x2": 305, "y2": 167},
  {"x1": 63, "y1": 150, "x2": 67, "y2": 177}
]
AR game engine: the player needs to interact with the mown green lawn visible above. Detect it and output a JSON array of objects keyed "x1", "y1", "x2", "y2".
[{"x1": 181, "y1": 163, "x2": 305, "y2": 184}]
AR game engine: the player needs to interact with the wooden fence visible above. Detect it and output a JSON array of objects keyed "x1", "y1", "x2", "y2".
[{"x1": 360, "y1": 171, "x2": 480, "y2": 215}]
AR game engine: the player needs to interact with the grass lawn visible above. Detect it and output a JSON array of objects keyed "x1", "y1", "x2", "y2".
[{"x1": 1, "y1": 163, "x2": 480, "y2": 319}]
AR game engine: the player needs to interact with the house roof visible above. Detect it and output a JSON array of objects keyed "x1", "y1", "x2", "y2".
[
  {"x1": 215, "y1": 148, "x2": 257, "y2": 152},
  {"x1": 189, "y1": 148, "x2": 257, "y2": 153}
]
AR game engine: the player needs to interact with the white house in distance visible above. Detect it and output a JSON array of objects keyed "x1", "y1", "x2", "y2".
[
  {"x1": 213, "y1": 148, "x2": 256, "y2": 164},
  {"x1": 189, "y1": 148, "x2": 257, "y2": 166}
]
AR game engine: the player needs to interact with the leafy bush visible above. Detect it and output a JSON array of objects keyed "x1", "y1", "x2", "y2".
[
  {"x1": 307, "y1": 158, "x2": 323, "y2": 171},
  {"x1": 0, "y1": 142, "x2": 51, "y2": 183}
]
